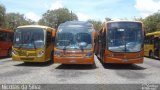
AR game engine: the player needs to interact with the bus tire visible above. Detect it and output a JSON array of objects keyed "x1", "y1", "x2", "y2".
[
  {"x1": 149, "y1": 51, "x2": 154, "y2": 58},
  {"x1": 8, "y1": 49, "x2": 12, "y2": 57},
  {"x1": 90, "y1": 62, "x2": 96, "y2": 68}
]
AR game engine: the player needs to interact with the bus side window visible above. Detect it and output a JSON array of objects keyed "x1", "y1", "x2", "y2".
[
  {"x1": 150, "y1": 36, "x2": 154, "y2": 44},
  {"x1": 144, "y1": 36, "x2": 149, "y2": 44},
  {"x1": 0, "y1": 32, "x2": 7, "y2": 41},
  {"x1": 46, "y1": 31, "x2": 52, "y2": 47},
  {"x1": 6, "y1": 33, "x2": 13, "y2": 42}
]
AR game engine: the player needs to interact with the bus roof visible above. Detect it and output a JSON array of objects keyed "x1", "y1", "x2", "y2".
[
  {"x1": 58, "y1": 21, "x2": 93, "y2": 28},
  {"x1": 0, "y1": 28, "x2": 14, "y2": 33},
  {"x1": 146, "y1": 31, "x2": 160, "y2": 36},
  {"x1": 17, "y1": 25, "x2": 54, "y2": 30},
  {"x1": 106, "y1": 20, "x2": 142, "y2": 23}
]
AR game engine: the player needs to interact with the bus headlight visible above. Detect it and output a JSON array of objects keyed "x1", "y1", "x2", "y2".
[
  {"x1": 37, "y1": 50, "x2": 45, "y2": 57},
  {"x1": 86, "y1": 52, "x2": 93, "y2": 57},
  {"x1": 12, "y1": 49, "x2": 18, "y2": 55},
  {"x1": 54, "y1": 51, "x2": 61, "y2": 57}
]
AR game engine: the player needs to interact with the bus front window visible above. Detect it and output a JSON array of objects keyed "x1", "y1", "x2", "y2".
[
  {"x1": 56, "y1": 27, "x2": 92, "y2": 50},
  {"x1": 108, "y1": 22, "x2": 143, "y2": 52},
  {"x1": 14, "y1": 28, "x2": 45, "y2": 49}
]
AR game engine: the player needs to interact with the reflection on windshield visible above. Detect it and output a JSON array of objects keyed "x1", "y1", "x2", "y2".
[
  {"x1": 13, "y1": 28, "x2": 44, "y2": 48},
  {"x1": 108, "y1": 22, "x2": 143, "y2": 52},
  {"x1": 56, "y1": 27, "x2": 92, "y2": 50}
]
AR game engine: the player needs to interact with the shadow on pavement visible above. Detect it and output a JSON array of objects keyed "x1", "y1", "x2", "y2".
[
  {"x1": 55, "y1": 64, "x2": 97, "y2": 70},
  {"x1": 14, "y1": 60, "x2": 53, "y2": 67},
  {"x1": 102, "y1": 64, "x2": 146, "y2": 70},
  {"x1": 0, "y1": 56, "x2": 11, "y2": 59},
  {"x1": 96, "y1": 56, "x2": 146, "y2": 70},
  {"x1": 145, "y1": 56, "x2": 160, "y2": 61}
]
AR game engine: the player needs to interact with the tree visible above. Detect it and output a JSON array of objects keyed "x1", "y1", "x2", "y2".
[
  {"x1": 105, "y1": 17, "x2": 112, "y2": 21},
  {"x1": 38, "y1": 8, "x2": 78, "y2": 29},
  {"x1": 5, "y1": 12, "x2": 35, "y2": 30},
  {"x1": 143, "y1": 11, "x2": 160, "y2": 33},
  {"x1": 0, "y1": 4, "x2": 6, "y2": 27},
  {"x1": 133, "y1": 17, "x2": 144, "y2": 22},
  {"x1": 88, "y1": 19, "x2": 102, "y2": 31}
]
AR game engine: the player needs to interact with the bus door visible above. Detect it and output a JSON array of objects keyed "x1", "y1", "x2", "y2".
[
  {"x1": 154, "y1": 37, "x2": 160, "y2": 58},
  {"x1": 45, "y1": 31, "x2": 53, "y2": 61},
  {"x1": 98, "y1": 30, "x2": 106, "y2": 59}
]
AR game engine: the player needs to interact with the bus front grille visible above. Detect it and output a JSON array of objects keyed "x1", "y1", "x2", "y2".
[
  {"x1": 18, "y1": 51, "x2": 37, "y2": 56},
  {"x1": 20, "y1": 58, "x2": 34, "y2": 60}
]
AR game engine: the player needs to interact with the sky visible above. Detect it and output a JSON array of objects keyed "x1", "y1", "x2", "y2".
[{"x1": 1, "y1": 0, "x2": 160, "y2": 22}]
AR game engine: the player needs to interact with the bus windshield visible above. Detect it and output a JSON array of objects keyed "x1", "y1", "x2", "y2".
[
  {"x1": 13, "y1": 28, "x2": 45, "y2": 49},
  {"x1": 56, "y1": 26, "x2": 92, "y2": 50},
  {"x1": 108, "y1": 22, "x2": 143, "y2": 52}
]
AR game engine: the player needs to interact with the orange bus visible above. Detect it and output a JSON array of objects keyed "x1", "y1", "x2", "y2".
[
  {"x1": 12, "y1": 25, "x2": 56, "y2": 63},
  {"x1": 54, "y1": 21, "x2": 97, "y2": 64},
  {"x1": 96, "y1": 21, "x2": 144, "y2": 64},
  {"x1": 0, "y1": 28, "x2": 14, "y2": 57}
]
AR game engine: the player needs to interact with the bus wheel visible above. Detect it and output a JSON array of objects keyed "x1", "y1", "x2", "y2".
[
  {"x1": 8, "y1": 49, "x2": 12, "y2": 57},
  {"x1": 90, "y1": 62, "x2": 96, "y2": 68},
  {"x1": 149, "y1": 51, "x2": 154, "y2": 58}
]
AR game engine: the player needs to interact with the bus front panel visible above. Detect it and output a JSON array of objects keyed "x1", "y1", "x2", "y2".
[
  {"x1": 105, "y1": 22, "x2": 144, "y2": 64},
  {"x1": 12, "y1": 27, "x2": 51, "y2": 62}
]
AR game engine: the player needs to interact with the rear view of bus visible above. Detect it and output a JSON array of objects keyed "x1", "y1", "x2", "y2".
[
  {"x1": 97, "y1": 21, "x2": 144, "y2": 64},
  {"x1": 54, "y1": 21, "x2": 95, "y2": 64},
  {"x1": 0, "y1": 29, "x2": 14, "y2": 57},
  {"x1": 12, "y1": 25, "x2": 56, "y2": 63}
]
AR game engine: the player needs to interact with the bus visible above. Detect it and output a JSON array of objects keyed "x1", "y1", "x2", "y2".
[
  {"x1": 144, "y1": 31, "x2": 160, "y2": 59},
  {"x1": 96, "y1": 21, "x2": 144, "y2": 64},
  {"x1": 0, "y1": 28, "x2": 14, "y2": 57},
  {"x1": 54, "y1": 21, "x2": 97, "y2": 64},
  {"x1": 12, "y1": 25, "x2": 56, "y2": 63}
]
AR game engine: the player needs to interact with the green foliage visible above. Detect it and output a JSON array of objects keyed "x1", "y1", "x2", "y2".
[
  {"x1": 38, "y1": 8, "x2": 78, "y2": 29},
  {"x1": 0, "y1": 4, "x2": 6, "y2": 27},
  {"x1": 5, "y1": 13, "x2": 35, "y2": 30},
  {"x1": 88, "y1": 19, "x2": 102, "y2": 31},
  {"x1": 105, "y1": 17, "x2": 112, "y2": 21},
  {"x1": 143, "y1": 12, "x2": 160, "y2": 33}
]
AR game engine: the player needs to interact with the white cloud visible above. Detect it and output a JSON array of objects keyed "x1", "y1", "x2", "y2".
[
  {"x1": 25, "y1": 12, "x2": 41, "y2": 22},
  {"x1": 76, "y1": 12, "x2": 91, "y2": 21},
  {"x1": 50, "y1": 0, "x2": 63, "y2": 10},
  {"x1": 135, "y1": 0, "x2": 160, "y2": 17}
]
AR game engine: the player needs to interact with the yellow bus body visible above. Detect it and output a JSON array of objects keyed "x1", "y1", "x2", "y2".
[
  {"x1": 144, "y1": 31, "x2": 160, "y2": 58},
  {"x1": 12, "y1": 25, "x2": 56, "y2": 63}
]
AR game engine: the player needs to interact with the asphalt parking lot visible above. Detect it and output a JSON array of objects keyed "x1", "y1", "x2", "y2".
[{"x1": 0, "y1": 56, "x2": 160, "y2": 90}]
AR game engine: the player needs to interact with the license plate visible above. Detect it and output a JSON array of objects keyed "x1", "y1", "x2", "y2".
[
  {"x1": 69, "y1": 60, "x2": 76, "y2": 63},
  {"x1": 123, "y1": 59, "x2": 128, "y2": 62}
]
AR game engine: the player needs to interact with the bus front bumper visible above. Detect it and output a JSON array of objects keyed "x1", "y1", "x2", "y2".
[
  {"x1": 104, "y1": 57, "x2": 144, "y2": 64},
  {"x1": 12, "y1": 55, "x2": 47, "y2": 62},
  {"x1": 54, "y1": 56, "x2": 94, "y2": 64}
]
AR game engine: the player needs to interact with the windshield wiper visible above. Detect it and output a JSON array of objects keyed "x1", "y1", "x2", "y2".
[
  {"x1": 79, "y1": 45, "x2": 84, "y2": 51},
  {"x1": 18, "y1": 38, "x2": 23, "y2": 49},
  {"x1": 18, "y1": 43, "x2": 23, "y2": 49},
  {"x1": 31, "y1": 35, "x2": 36, "y2": 49},
  {"x1": 63, "y1": 41, "x2": 70, "y2": 53}
]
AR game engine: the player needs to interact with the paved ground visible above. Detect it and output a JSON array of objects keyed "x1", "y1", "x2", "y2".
[{"x1": 0, "y1": 56, "x2": 160, "y2": 90}]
